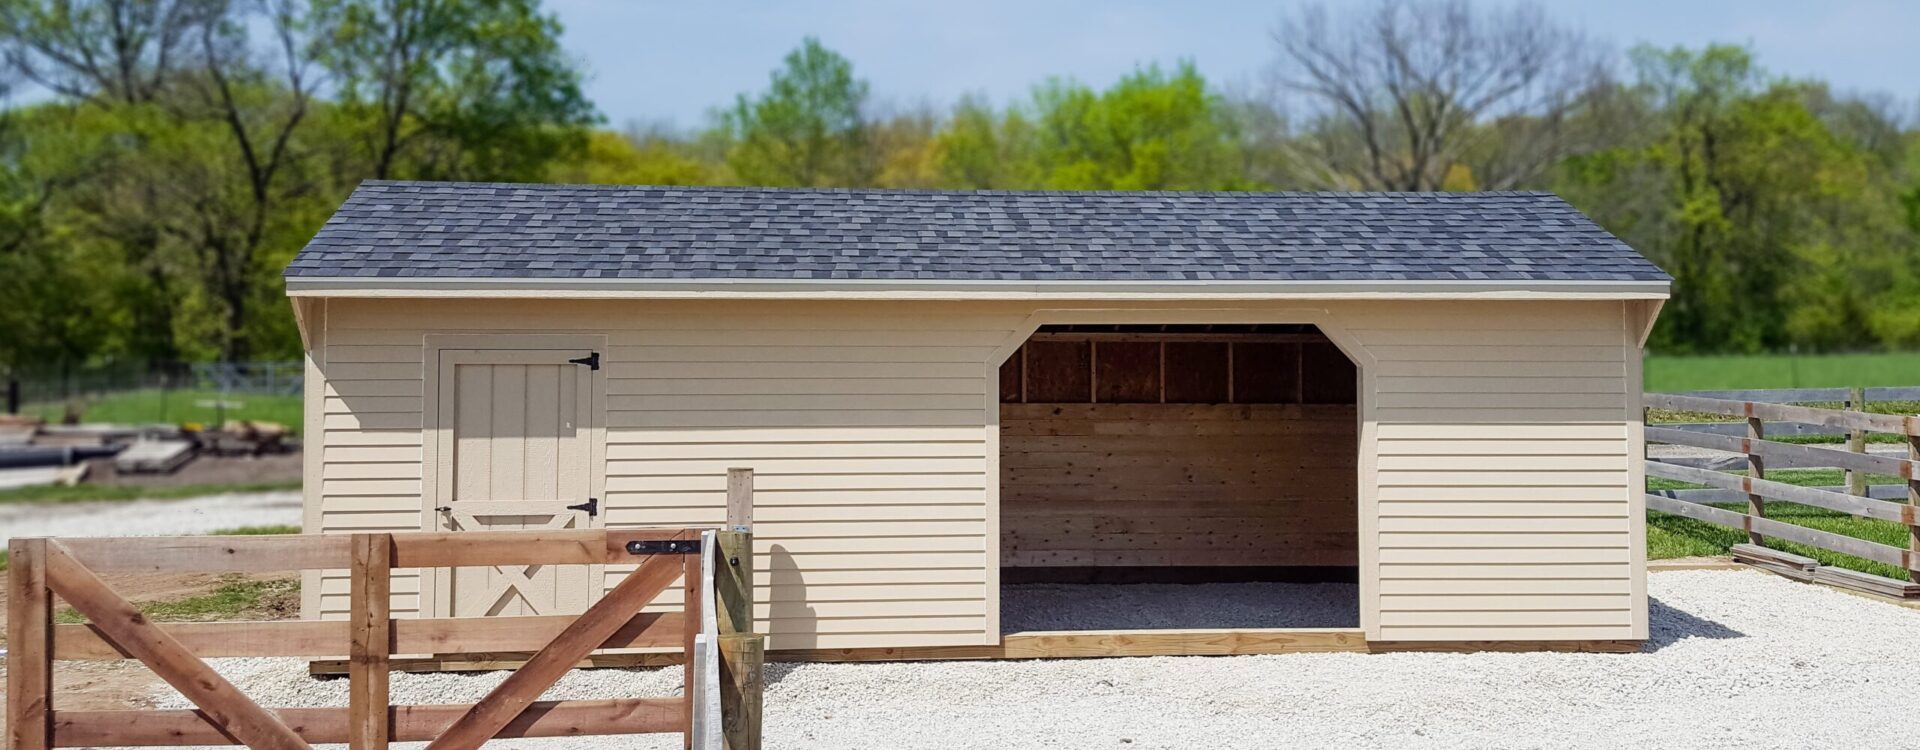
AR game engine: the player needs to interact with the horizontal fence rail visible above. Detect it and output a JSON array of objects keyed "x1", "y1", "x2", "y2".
[
  {"x1": 1675, "y1": 387, "x2": 1920, "y2": 403},
  {"x1": 1645, "y1": 391, "x2": 1920, "y2": 593},
  {"x1": 5, "y1": 528, "x2": 729, "y2": 750}
]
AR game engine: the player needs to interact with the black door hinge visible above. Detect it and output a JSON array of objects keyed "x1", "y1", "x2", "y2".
[
  {"x1": 565, "y1": 497, "x2": 599, "y2": 517},
  {"x1": 567, "y1": 351, "x2": 600, "y2": 370},
  {"x1": 627, "y1": 538, "x2": 702, "y2": 555}
]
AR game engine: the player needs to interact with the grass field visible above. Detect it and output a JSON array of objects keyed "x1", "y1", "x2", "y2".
[
  {"x1": 1645, "y1": 350, "x2": 1920, "y2": 392},
  {"x1": 0, "y1": 479, "x2": 302, "y2": 505},
  {"x1": 1647, "y1": 469, "x2": 1912, "y2": 579},
  {"x1": 52, "y1": 575, "x2": 300, "y2": 625},
  {"x1": 24, "y1": 389, "x2": 304, "y2": 433}
]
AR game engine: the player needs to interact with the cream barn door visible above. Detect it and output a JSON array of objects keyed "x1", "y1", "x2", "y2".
[{"x1": 431, "y1": 348, "x2": 603, "y2": 617}]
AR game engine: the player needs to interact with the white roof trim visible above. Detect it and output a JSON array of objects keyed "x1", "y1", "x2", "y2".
[{"x1": 286, "y1": 276, "x2": 1670, "y2": 300}]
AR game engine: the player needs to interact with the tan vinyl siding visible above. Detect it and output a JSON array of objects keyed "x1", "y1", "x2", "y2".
[
  {"x1": 311, "y1": 299, "x2": 1021, "y2": 649},
  {"x1": 305, "y1": 296, "x2": 1644, "y2": 648},
  {"x1": 1352, "y1": 300, "x2": 1635, "y2": 642}
]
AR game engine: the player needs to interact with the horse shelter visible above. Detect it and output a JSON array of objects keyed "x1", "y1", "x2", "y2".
[{"x1": 285, "y1": 182, "x2": 1669, "y2": 657}]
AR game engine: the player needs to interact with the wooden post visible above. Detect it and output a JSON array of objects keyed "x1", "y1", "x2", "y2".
[
  {"x1": 7, "y1": 539, "x2": 52, "y2": 750},
  {"x1": 349, "y1": 534, "x2": 393, "y2": 750},
  {"x1": 1846, "y1": 387, "x2": 1867, "y2": 497},
  {"x1": 727, "y1": 468, "x2": 754, "y2": 533},
  {"x1": 682, "y1": 539, "x2": 703, "y2": 750},
  {"x1": 717, "y1": 634, "x2": 764, "y2": 750},
  {"x1": 719, "y1": 468, "x2": 762, "y2": 750},
  {"x1": 1908, "y1": 433, "x2": 1919, "y2": 583},
  {"x1": 1747, "y1": 416, "x2": 1766, "y2": 546}
]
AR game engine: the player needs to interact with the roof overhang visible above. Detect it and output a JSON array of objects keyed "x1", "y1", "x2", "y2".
[{"x1": 285, "y1": 276, "x2": 1670, "y2": 301}]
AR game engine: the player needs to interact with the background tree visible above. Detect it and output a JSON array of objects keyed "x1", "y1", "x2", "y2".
[
  {"x1": 721, "y1": 37, "x2": 871, "y2": 187},
  {"x1": 1272, "y1": 0, "x2": 1606, "y2": 190},
  {"x1": 313, "y1": 0, "x2": 598, "y2": 181}
]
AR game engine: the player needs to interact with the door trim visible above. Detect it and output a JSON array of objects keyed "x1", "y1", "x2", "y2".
[{"x1": 420, "y1": 334, "x2": 608, "y2": 617}]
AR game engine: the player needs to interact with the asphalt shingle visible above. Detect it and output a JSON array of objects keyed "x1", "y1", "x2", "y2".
[{"x1": 284, "y1": 181, "x2": 1669, "y2": 283}]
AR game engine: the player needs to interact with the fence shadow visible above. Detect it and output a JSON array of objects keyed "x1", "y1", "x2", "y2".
[{"x1": 1645, "y1": 596, "x2": 1744, "y2": 651}]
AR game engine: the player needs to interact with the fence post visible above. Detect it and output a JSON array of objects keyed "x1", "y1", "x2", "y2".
[
  {"x1": 718, "y1": 468, "x2": 763, "y2": 750},
  {"x1": 6, "y1": 539, "x2": 52, "y2": 750},
  {"x1": 683, "y1": 531, "x2": 705, "y2": 750},
  {"x1": 1909, "y1": 433, "x2": 1919, "y2": 584},
  {"x1": 350, "y1": 533, "x2": 393, "y2": 750},
  {"x1": 1846, "y1": 387, "x2": 1867, "y2": 497},
  {"x1": 1746, "y1": 417, "x2": 1766, "y2": 546}
]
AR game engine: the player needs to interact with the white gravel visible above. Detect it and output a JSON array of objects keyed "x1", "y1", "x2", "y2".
[
  {"x1": 137, "y1": 569, "x2": 1920, "y2": 749},
  {"x1": 0, "y1": 490, "x2": 300, "y2": 538}
]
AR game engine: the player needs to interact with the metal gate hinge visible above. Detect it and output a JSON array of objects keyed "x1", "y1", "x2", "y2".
[
  {"x1": 566, "y1": 497, "x2": 599, "y2": 517},
  {"x1": 567, "y1": 351, "x2": 600, "y2": 370},
  {"x1": 626, "y1": 538, "x2": 702, "y2": 555}
]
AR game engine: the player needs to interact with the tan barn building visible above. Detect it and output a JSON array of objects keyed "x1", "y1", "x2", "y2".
[{"x1": 286, "y1": 182, "x2": 1669, "y2": 654}]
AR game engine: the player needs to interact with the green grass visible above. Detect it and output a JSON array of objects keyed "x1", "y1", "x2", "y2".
[
  {"x1": 0, "y1": 479, "x2": 301, "y2": 505},
  {"x1": 25, "y1": 389, "x2": 304, "y2": 433},
  {"x1": 1648, "y1": 468, "x2": 1913, "y2": 579},
  {"x1": 1645, "y1": 351, "x2": 1920, "y2": 391},
  {"x1": 53, "y1": 576, "x2": 300, "y2": 625},
  {"x1": 211, "y1": 524, "x2": 302, "y2": 535}
]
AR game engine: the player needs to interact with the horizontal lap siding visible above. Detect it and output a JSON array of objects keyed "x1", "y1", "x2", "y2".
[
  {"x1": 311, "y1": 300, "x2": 1019, "y2": 650},
  {"x1": 1352, "y1": 301, "x2": 1636, "y2": 641}
]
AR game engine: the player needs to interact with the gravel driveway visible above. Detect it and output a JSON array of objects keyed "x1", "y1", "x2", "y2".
[
  {"x1": 0, "y1": 490, "x2": 301, "y2": 539},
  {"x1": 136, "y1": 569, "x2": 1920, "y2": 750}
]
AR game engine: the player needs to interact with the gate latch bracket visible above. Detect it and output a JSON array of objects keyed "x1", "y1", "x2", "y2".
[
  {"x1": 567, "y1": 351, "x2": 601, "y2": 370},
  {"x1": 566, "y1": 497, "x2": 599, "y2": 517},
  {"x1": 626, "y1": 539, "x2": 702, "y2": 555}
]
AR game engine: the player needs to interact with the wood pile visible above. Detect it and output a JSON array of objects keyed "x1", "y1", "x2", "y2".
[{"x1": 1730, "y1": 544, "x2": 1818, "y2": 581}]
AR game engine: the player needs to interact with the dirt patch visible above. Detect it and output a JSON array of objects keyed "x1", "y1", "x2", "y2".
[{"x1": 80, "y1": 450, "x2": 302, "y2": 488}]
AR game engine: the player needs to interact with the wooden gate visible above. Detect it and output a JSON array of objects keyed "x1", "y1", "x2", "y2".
[{"x1": 4, "y1": 527, "x2": 753, "y2": 750}]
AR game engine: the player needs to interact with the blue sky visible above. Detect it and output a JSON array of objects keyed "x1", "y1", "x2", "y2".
[{"x1": 547, "y1": 0, "x2": 1920, "y2": 128}]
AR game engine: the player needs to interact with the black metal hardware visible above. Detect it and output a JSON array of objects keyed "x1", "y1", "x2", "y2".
[
  {"x1": 567, "y1": 351, "x2": 601, "y2": 370},
  {"x1": 434, "y1": 505, "x2": 451, "y2": 513},
  {"x1": 565, "y1": 497, "x2": 599, "y2": 517},
  {"x1": 626, "y1": 539, "x2": 702, "y2": 555}
]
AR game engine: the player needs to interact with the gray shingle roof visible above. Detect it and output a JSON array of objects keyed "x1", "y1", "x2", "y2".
[{"x1": 284, "y1": 181, "x2": 1669, "y2": 284}]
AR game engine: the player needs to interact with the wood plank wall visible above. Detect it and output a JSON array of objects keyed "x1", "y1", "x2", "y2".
[
  {"x1": 999, "y1": 329, "x2": 1359, "y2": 574},
  {"x1": 1001, "y1": 403, "x2": 1358, "y2": 569}
]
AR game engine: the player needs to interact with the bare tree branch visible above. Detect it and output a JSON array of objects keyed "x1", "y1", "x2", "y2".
[{"x1": 1270, "y1": 0, "x2": 1607, "y2": 191}]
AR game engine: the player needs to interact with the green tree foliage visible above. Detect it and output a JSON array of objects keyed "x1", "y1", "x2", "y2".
[
  {"x1": 5, "y1": 7, "x2": 1920, "y2": 375},
  {"x1": 313, "y1": 0, "x2": 598, "y2": 180},
  {"x1": 0, "y1": 0, "x2": 596, "y2": 373},
  {"x1": 1556, "y1": 45, "x2": 1916, "y2": 353},
  {"x1": 720, "y1": 37, "x2": 871, "y2": 187}
]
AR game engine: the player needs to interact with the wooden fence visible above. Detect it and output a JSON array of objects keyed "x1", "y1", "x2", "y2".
[
  {"x1": 1645, "y1": 392, "x2": 1920, "y2": 597},
  {"x1": 6, "y1": 484, "x2": 767, "y2": 750}
]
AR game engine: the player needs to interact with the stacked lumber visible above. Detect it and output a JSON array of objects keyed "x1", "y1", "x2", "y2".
[
  {"x1": 1811, "y1": 566, "x2": 1920, "y2": 599},
  {"x1": 1730, "y1": 544, "x2": 1819, "y2": 581}
]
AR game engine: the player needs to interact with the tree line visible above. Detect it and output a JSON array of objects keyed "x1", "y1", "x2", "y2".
[{"x1": 1, "y1": 0, "x2": 1916, "y2": 375}]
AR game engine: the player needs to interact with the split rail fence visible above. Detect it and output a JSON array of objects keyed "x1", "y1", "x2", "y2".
[
  {"x1": 1645, "y1": 392, "x2": 1920, "y2": 597},
  {"x1": 7, "y1": 468, "x2": 768, "y2": 750}
]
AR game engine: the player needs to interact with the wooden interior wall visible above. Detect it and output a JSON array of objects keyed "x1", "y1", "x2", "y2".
[
  {"x1": 1001, "y1": 403, "x2": 1358, "y2": 569},
  {"x1": 999, "y1": 329, "x2": 1359, "y2": 574}
]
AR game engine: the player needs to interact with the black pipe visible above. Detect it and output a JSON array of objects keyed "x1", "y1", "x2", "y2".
[{"x1": 0, "y1": 444, "x2": 123, "y2": 469}]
